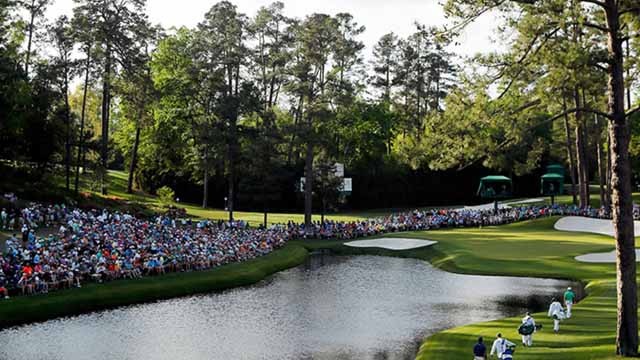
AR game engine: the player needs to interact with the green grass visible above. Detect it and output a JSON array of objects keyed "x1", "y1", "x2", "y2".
[
  {"x1": 0, "y1": 243, "x2": 309, "y2": 328},
  {"x1": 76, "y1": 170, "x2": 377, "y2": 224},
  {"x1": 402, "y1": 217, "x2": 626, "y2": 360},
  {"x1": 292, "y1": 217, "x2": 626, "y2": 359}
]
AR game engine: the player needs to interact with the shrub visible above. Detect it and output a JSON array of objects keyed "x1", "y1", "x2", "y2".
[{"x1": 157, "y1": 186, "x2": 175, "y2": 206}]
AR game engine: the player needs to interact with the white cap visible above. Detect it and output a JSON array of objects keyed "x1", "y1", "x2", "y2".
[{"x1": 568, "y1": 287, "x2": 572, "y2": 290}]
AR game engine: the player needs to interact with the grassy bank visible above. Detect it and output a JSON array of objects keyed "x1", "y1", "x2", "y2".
[
  {"x1": 405, "y1": 217, "x2": 624, "y2": 360},
  {"x1": 0, "y1": 243, "x2": 309, "y2": 328},
  {"x1": 65, "y1": 170, "x2": 381, "y2": 224},
  {"x1": 57, "y1": 170, "x2": 485, "y2": 224}
]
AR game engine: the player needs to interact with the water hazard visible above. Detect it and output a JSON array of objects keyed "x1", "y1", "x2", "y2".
[{"x1": 0, "y1": 255, "x2": 574, "y2": 360}]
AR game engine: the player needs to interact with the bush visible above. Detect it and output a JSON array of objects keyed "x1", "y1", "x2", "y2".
[{"x1": 157, "y1": 186, "x2": 175, "y2": 205}]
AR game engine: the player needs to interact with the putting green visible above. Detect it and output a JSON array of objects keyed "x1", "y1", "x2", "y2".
[{"x1": 412, "y1": 216, "x2": 626, "y2": 360}]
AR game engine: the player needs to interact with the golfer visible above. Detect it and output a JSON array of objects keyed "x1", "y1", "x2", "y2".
[
  {"x1": 564, "y1": 287, "x2": 575, "y2": 318},
  {"x1": 548, "y1": 297, "x2": 565, "y2": 333},
  {"x1": 520, "y1": 312, "x2": 536, "y2": 346}
]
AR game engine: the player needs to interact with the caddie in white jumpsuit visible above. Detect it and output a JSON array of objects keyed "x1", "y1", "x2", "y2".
[
  {"x1": 548, "y1": 298, "x2": 564, "y2": 333},
  {"x1": 521, "y1": 312, "x2": 536, "y2": 346},
  {"x1": 490, "y1": 333, "x2": 515, "y2": 359}
]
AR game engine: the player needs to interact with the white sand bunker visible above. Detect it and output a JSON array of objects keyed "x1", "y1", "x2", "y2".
[
  {"x1": 575, "y1": 249, "x2": 640, "y2": 263},
  {"x1": 554, "y1": 217, "x2": 640, "y2": 263},
  {"x1": 345, "y1": 238, "x2": 437, "y2": 250},
  {"x1": 554, "y1": 216, "x2": 640, "y2": 237}
]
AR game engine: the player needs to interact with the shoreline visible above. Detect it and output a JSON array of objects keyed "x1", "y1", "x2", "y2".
[
  {"x1": 0, "y1": 243, "x2": 309, "y2": 329},
  {"x1": 0, "y1": 217, "x2": 617, "y2": 360},
  {"x1": 0, "y1": 220, "x2": 571, "y2": 329}
]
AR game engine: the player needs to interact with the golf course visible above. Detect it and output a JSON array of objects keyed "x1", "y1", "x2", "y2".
[
  {"x1": 413, "y1": 217, "x2": 621, "y2": 360},
  {"x1": 2, "y1": 0, "x2": 639, "y2": 357},
  {"x1": 296, "y1": 215, "x2": 625, "y2": 359},
  {"x1": 0, "y1": 211, "x2": 630, "y2": 359}
]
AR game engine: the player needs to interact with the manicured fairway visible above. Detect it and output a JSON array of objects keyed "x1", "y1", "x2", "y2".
[{"x1": 409, "y1": 217, "x2": 625, "y2": 360}]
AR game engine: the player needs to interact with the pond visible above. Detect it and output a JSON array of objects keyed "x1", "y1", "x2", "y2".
[{"x1": 0, "y1": 254, "x2": 575, "y2": 360}]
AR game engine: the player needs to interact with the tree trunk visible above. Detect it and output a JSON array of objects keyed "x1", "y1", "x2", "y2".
[
  {"x1": 604, "y1": 1, "x2": 638, "y2": 355},
  {"x1": 202, "y1": 148, "x2": 209, "y2": 209},
  {"x1": 100, "y1": 42, "x2": 112, "y2": 196},
  {"x1": 574, "y1": 88, "x2": 589, "y2": 208},
  {"x1": 607, "y1": 133, "x2": 613, "y2": 208},
  {"x1": 24, "y1": 4, "x2": 35, "y2": 77},
  {"x1": 263, "y1": 201, "x2": 268, "y2": 228},
  {"x1": 75, "y1": 47, "x2": 91, "y2": 194},
  {"x1": 304, "y1": 127, "x2": 314, "y2": 233},
  {"x1": 228, "y1": 119, "x2": 237, "y2": 223},
  {"x1": 611, "y1": 110, "x2": 638, "y2": 357},
  {"x1": 595, "y1": 115, "x2": 608, "y2": 210},
  {"x1": 563, "y1": 97, "x2": 578, "y2": 205},
  {"x1": 582, "y1": 90, "x2": 591, "y2": 202},
  {"x1": 64, "y1": 69, "x2": 71, "y2": 191},
  {"x1": 626, "y1": 38, "x2": 631, "y2": 110},
  {"x1": 127, "y1": 126, "x2": 141, "y2": 194},
  {"x1": 287, "y1": 95, "x2": 303, "y2": 166}
]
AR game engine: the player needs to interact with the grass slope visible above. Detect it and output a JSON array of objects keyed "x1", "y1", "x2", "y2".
[
  {"x1": 78, "y1": 170, "x2": 378, "y2": 224},
  {"x1": 72, "y1": 170, "x2": 478, "y2": 224},
  {"x1": 0, "y1": 244, "x2": 309, "y2": 328},
  {"x1": 407, "y1": 217, "x2": 624, "y2": 360}
]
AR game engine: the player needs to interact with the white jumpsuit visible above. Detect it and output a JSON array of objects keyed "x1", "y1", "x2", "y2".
[
  {"x1": 548, "y1": 301, "x2": 564, "y2": 332},
  {"x1": 521, "y1": 315, "x2": 535, "y2": 346}
]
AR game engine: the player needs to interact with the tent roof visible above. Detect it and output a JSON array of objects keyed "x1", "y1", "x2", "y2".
[
  {"x1": 546, "y1": 164, "x2": 565, "y2": 175},
  {"x1": 480, "y1": 175, "x2": 512, "y2": 181},
  {"x1": 541, "y1": 173, "x2": 564, "y2": 179}
]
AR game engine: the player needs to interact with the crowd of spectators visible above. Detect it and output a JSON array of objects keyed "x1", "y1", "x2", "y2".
[
  {"x1": 286, "y1": 204, "x2": 618, "y2": 240},
  {"x1": 0, "y1": 204, "x2": 287, "y2": 298},
  {"x1": 0, "y1": 201, "x2": 634, "y2": 299}
]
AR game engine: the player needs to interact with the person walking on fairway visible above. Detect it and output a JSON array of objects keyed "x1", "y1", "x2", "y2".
[
  {"x1": 519, "y1": 312, "x2": 536, "y2": 346},
  {"x1": 473, "y1": 336, "x2": 487, "y2": 360},
  {"x1": 564, "y1": 287, "x2": 575, "y2": 318},
  {"x1": 548, "y1": 297, "x2": 565, "y2": 333},
  {"x1": 490, "y1": 333, "x2": 515, "y2": 359}
]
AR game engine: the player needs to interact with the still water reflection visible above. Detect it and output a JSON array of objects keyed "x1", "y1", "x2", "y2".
[{"x1": 0, "y1": 255, "x2": 572, "y2": 360}]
